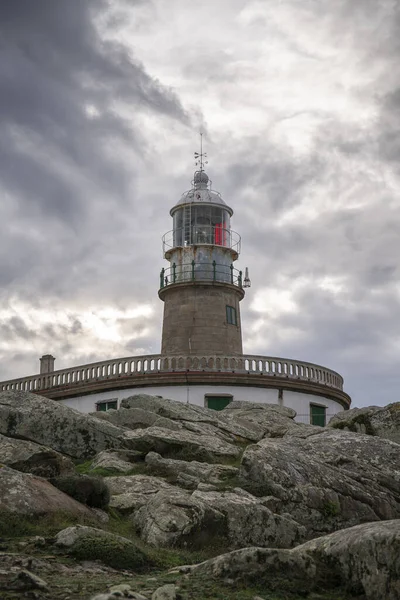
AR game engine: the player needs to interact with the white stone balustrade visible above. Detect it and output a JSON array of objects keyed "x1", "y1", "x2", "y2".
[{"x1": 0, "y1": 353, "x2": 344, "y2": 393}]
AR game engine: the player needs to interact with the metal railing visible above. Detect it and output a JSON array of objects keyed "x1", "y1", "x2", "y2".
[
  {"x1": 159, "y1": 261, "x2": 242, "y2": 288},
  {"x1": 0, "y1": 353, "x2": 344, "y2": 394},
  {"x1": 162, "y1": 227, "x2": 241, "y2": 255}
]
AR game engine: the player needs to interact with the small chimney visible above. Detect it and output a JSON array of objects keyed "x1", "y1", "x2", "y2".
[{"x1": 40, "y1": 354, "x2": 56, "y2": 374}]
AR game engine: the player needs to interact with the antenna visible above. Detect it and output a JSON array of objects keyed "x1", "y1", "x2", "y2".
[{"x1": 194, "y1": 132, "x2": 208, "y2": 172}]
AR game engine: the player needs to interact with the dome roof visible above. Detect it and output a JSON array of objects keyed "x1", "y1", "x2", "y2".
[{"x1": 170, "y1": 171, "x2": 233, "y2": 215}]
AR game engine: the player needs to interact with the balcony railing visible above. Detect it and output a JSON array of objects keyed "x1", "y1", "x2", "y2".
[
  {"x1": 159, "y1": 261, "x2": 243, "y2": 288},
  {"x1": 0, "y1": 353, "x2": 344, "y2": 394},
  {"x1": 162, "y1": 227, "x2": 241, "y2": 255}
]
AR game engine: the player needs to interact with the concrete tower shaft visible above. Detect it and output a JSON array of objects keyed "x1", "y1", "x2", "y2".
[{"x1": 159, "y1": 168, "x2": 246, "y2": 356}]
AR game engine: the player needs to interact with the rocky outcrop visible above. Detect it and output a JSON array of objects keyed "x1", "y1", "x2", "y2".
[
  {"x1": 145, "y1": 451, "x2": 238, "y2": 487},
  {"x1": 186, "y1": 520, "x2": 400, "y2": 600},
  {"x1": 90, "y1": 407, "x2": 182, "y2": 432},
  {"x1": 0, "y1": 433, "x2": 75, "y2": 477},
  {"x1": 122, "y1": 426, "x2": 240, "y2": 463},
  {"x1": 89, "y1": 450, "x2": 137, "y2": 474},
  {"x1": 0, "y1": 390, "x2": 128, "y2": 459},
  {"x1": 107, "y1": 474, "x2": 176, "y2": 513},
  {"x1": 0, "y1": 465, "x2": 95, "y2": 517},
  {"x1": 239, "y1": 428, "x2": 400, "y2": 535},
  {"x1": 192, "y1": 488, "x2": 305, "y2": 548},
  {"x1": 133, "y1": 485, "x2": 304, "y2": 549},
  {"x1": 329, "y1": 402, "x2": 400, "y2": 444},
  {"x1": 132, "y1": 487, "x2": 225, "y2": 548},
  {"x1": 54, "y1": 525, "x2": 147, "y2": 570},
  {"x1": 120, "y1": 395, "x2": 300, "y2": 443},
  {"x1": 222, "y1": 400, "x2": 300, "y2": 438}
]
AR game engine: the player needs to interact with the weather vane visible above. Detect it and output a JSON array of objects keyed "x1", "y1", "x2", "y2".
[{"x1": 194, "y1": 132, "x2": 208, "y2": 172}]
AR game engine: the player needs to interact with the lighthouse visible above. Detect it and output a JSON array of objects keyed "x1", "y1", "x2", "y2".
[
  {"x1": 0, "y1": 142, "x2": 351, "y2": 422},
  {"x1": 159, "y1": 147, "x2": 249, "y2": 356}
]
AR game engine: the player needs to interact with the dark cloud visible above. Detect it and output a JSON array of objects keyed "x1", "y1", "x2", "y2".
[{"x1": 0, "y1": 0, "x2": 189, "y2": 296}]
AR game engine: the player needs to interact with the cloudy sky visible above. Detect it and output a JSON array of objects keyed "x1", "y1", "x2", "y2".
[{"x1": 1, "y1": 0, "x2": 399, "y2": 408}]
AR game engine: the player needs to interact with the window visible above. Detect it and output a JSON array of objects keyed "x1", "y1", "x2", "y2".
[
  {"x1": 310, "y1": 404, "x2": 326, "y2": 427},
  {"x1": 205, "y1": 395, "x2": 233, "y2": 411},
  {"x1": 96, "y1": 399, "x2": 118, "y2": 412},
  {"x1": 226, "y1": 305, "x2": 237, "y2": 325}
]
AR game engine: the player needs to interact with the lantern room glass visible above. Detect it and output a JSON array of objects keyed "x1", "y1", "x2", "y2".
[{"x1": 172, "y1": 206, "x2": 230, "y2": 247}]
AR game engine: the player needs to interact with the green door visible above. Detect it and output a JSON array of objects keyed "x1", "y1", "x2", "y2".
[
  {"x1": 206, "y1": 396, "x2": 232, "y2": 411},
  {"x1": 310, "y1": 404, "x2": 326, "y2": 426}
]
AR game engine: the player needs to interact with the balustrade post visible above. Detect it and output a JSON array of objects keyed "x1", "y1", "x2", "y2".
[
  {"x1": 160, "y1": 268, "x2": 165, "y2": 289},
  {"x1": 230, "y1": 264, "x2": 234, "y2": 284},
  {"x1": 212, "y1": 260, "x2": 216, "y2": 281},
  {"x1": 172, "y1": 262, "x2": 176, "y2": 283}
]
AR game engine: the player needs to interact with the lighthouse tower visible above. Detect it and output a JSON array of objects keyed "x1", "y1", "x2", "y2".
[
  {"x1": 0, "y1": 140, "x2": 351, "y2": 422},
  {"x1": 159, "y1": 148, "x2": 248, "y2": 356}
]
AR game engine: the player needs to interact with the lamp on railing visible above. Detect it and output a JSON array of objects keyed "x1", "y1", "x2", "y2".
[{"x1": 243, "y1": 267, "x2": 251, "y2": 288}]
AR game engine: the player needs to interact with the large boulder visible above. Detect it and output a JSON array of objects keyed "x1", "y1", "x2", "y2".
[
  {"x1": 120, "y1": 394, "x2": 216, "y2": 423},
  {"x1": 133, "y1": 485, "x2": 304, "y2": 550},
  {"x1": 132, "y1": 487, "x2": 225, "y2": 548},
  {"x1": 239, "y1": 428, "x2": 400, "y2": 535},
  {"x1": 107, "y1": 474, "x2": 176, "y2": 513},
  {"x1": 0, "y1": 465, "x2": 95, "y2": 517},
  {"x1": 120, "y1": 395, "x2": 295, "y2": 443},
  {"x1": 89, "y1": 450, "x2": 139, "y2": 474},
  {"x1": 54, "y1": 525, "x2": 147, "y2": 570},
  {"x1": 192, "y1": 488, "x2": 305, "y2": 548},
  {"x1": 186, "y1": 520, "x2": 400, "y2": 600},
  {"x1": 222, "y1": 401, "x2": 307, "y2": 438},
  {"x1": 90, "y1": 407, "x2": 182, "y2": 432},
  {"x1": 121, "y1": 426, "x2": 240, "y2": 463},
  {"x1": 0, "y1": 391, "x2": 128, "y2": 459},
  {"x1": 329, "y1": 402, "x2": 400, "y2": 444},
  {"x1": 145, "y1": 451, "x2": 238, "y2": 487},
  {"x1": 0, "y1": 433, "x2": 74, "y2": 477}
]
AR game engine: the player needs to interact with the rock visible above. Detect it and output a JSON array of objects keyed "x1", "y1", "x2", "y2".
[
  {"x1": 133, "y1": 485, "x2": 303, "y2": 549},
  {"x1": 0, "y1": 390, "x2": 129, "y2": 459},
  {"x1": 54, "y1": 525, "x2": 147, "y2": 570},
  {"x1": 0, "y1": 432, "x2": 75, "y2": 477},
  {"x1": 239, "y1": 428, "x2": 400, "y2": 535},
  {"x1": 122, "y1": 426, "x2": 240, "y2": 463},
  {"x1": 121, "y1": 395, "x2": 268, "y2": 443},
  {"x1": 2, "y1": 569, "x2": 48, "y2": 591},
  {"x1": 121, "y1": 394, "x2": 215, "y2": 423},
  {"x1": 90, "y1": 407, "x2": 181, "y2": 432},
  {"x1": 109, "y1": 583, "x2": 140, "y2": 600},
  {"x1": 152, "y1": 584, "x2": 176, "y2": 600},
  {"x1": 192, "y1": 489, "x2": 305, "y2": 548},
  {"x1": 132, "y1": 487, "x2": 225, "y2": 548},
  {"x1": 196, "y1": 482, "x2": 217, "y2": 491},
  {"x1": 222, "y1": 401, "x2": 306, "y2": 438},
  {"x1": 329, "y1": 402, "x2": 400, "y2": 444},
  {"x1": 188, "y1": 520, "x2": 400, "y2": 600},
  {"x1": 107, "y1": 475, "x2": 176, "y2": 514},
  {"x1": 0, "y1": 465, "x2": 96, "y2": 517},
  {"x1": 145, "y1": 451, "x2": 238, "y2": 486},
  {"x1": 90, "y1": 450, "x2": 136, "y2": 474}
]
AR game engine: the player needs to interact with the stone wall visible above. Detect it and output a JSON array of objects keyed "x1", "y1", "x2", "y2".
[{"x1": 160, "y1": 282, "x2": 244, "y2": 355}]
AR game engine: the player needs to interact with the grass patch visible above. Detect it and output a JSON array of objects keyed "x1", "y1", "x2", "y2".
[
  {"x1": 0, "y1": 511, "x2": 99, "y2": 539},
  {"x1": 75, "y1": 459, "x2": 144, "y2": 478},
  {"x1": 321, "y1": 501, "x2": 341, "y2": 518}
]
